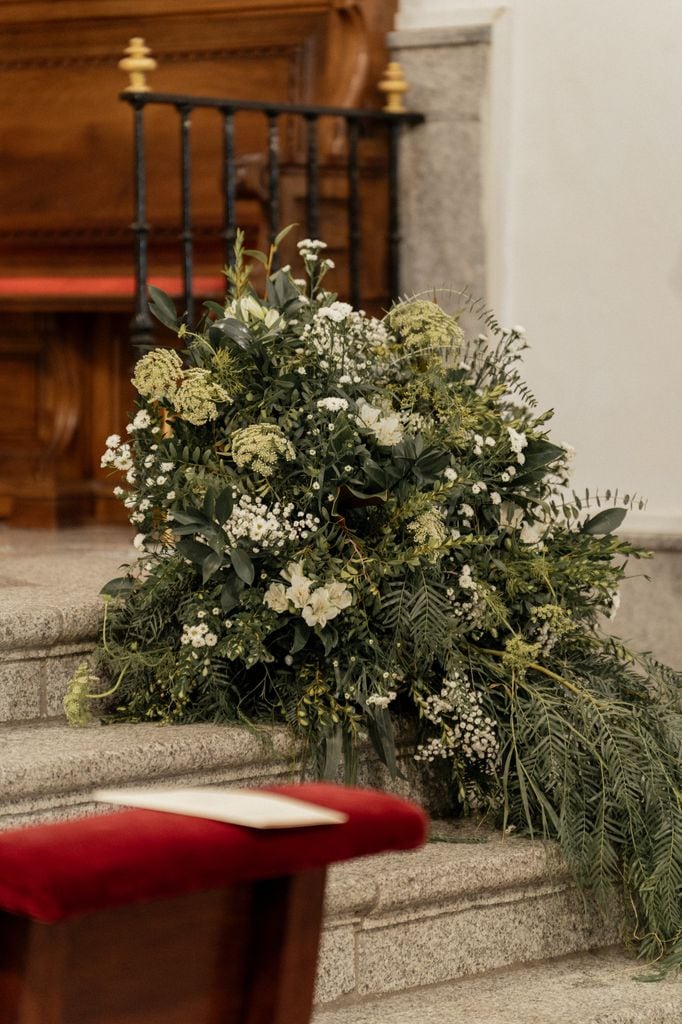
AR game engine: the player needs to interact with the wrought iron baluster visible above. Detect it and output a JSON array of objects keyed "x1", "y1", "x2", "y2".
[
  {"x1": 130, "y1": 101, "x2": 154, "y2": 352},
  {"x1": 387, "y1": 118, "x2": 402, "y2": 303},
  {"x1": 305, "y1": 114, "x2": 320, "y2": 240},
  {"x1": 266, "y1": 111, "x2": 280, "y2": 266},
  {"x1": 221, "y1": 108, "x2": 237, "y2": 268},
  {"x1": 346, "y1": 117, "x2": 361, "y2": 309},
  {"x1": 178, "y1": 103, "x2": 195, "y2": 326}
]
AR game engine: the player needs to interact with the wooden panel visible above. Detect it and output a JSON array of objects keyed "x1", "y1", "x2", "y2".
[
  {"x1": 0, "y1": 870, "x2": 326, "y2": 1024},
  {"x1": 0, "y1": 0, "x2": 397, "y2": 525}
]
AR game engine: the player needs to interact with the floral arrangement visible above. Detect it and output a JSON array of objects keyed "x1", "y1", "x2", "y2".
[{"x1": 71, "y1": 230, "x2": 682, "y2": 971}]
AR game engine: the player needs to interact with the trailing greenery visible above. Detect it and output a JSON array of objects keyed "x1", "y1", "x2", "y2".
[{"x1": 71, "y1": 231, "x2": 682, "y2": 971}]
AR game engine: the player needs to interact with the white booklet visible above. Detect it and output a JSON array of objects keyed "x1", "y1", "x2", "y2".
[{"x1": 92, "y1": 786, "x2": 349, "y2": 829}]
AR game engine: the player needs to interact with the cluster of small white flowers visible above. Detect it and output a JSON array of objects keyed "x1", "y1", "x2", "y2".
[
  {"x1": 173, "y1": 368, "x2": 232, "y2": 426},
  {"x1": 507, "y1": 426, "x2": 528, "y2": 464},
  {"x1": 407, "y1": 505, "x2": 448, "y2": 548},
  {"x1": 101, "y1": 436, "x2": 133, "y2": 472},
  {"x1": 415, "y1": 672, "x2": 499, "y2": 773},
  {"x1": 459, "y1": 564, "x2": 476, "y2": 590},
  {"x1": 132, "y1": 348, "x2": 183, "y2": 401},
  {"x1": 300, "y1": 306, "x2": 388, "y2": 379},
  {"x1": 223, "y1": 495, "x2": 320, "y2": 552},
  {"x1": 366, "y1": 691, "x2": 397, "y2": 709},
  {"x1": 297, "y1": 238, "x2": 327, "y2": 258},
  {"x1": 180, "y1": 621, "x2": 218, "y2": 648},
  {"x1": 126, "y1": 409, "x2": 152, "y2": 433},
  {"x1": 445, "y1": 573, "x2": 484, "y2": 630},
  {"x1": 355, "y1": 398, "x2": 403, "y2": 447},
  {"x1": 317, "y1": 301, "x2": 353, "y2": 323},
  {"x1": 231, "y1": 423, "x2": 295, "y2": 477},
  {"x1": 317, "y1": 396, "x2": 349, "y2": 413},
  {"x1": 264, "y1": 561, "x2": 352, "y2": 628}
]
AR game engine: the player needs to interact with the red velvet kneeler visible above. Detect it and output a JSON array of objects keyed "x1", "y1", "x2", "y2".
[{"x1": 0, "y1": 783, "x2": 427, "y2": 1024}]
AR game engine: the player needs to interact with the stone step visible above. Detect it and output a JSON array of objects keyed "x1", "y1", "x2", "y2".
[
  {"x1": 0, "y1": 721, "x2": 619, "y2": 1003},
  {"x1": 316, "y1": 822, "x2": 618, "y2": 1005},
  {"x1": 0, "y1": 526, "x2": 134, "y2": 725},
  {"x1": 312, "y1": 949, "x2": 682, "y2": 1023},
  {"x1": 0, "y1": 722, "x2": 296, "y2": 829}
]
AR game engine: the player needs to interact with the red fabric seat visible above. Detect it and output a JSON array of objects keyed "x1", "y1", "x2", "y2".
[{"x1": 0, "y1": 783, "x2": 427, "y2": 924}]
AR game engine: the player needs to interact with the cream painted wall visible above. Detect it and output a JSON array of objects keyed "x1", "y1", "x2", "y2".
[{"x1": 397, "y1": 0, "x2": 682, "y2": 534}]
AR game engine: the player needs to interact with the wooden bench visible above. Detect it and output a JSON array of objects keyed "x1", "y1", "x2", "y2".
[{"x1": 0, "y1": 782, "x2": 426, "y2": 1024}]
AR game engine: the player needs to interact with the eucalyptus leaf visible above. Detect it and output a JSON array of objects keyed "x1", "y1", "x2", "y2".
[
  {"x1": 148, "y1": 286, "x2": 179, "y2": 331},
  {"x1": 581, "y1": 507, "x2": 627, "y2": 535},
  {"x1": 230, "y1": 548, "x2": 255, "y2": 585},
  {"x1": 100, "y1": 576, "x2": 133, "y2": 598}
]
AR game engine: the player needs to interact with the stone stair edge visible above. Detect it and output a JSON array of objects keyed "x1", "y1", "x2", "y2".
[
  {"x1": 0, "y1": 599, "x2": 104, "y2": 654},
  {"x1": 311, "y1": 948, "x2": 682, "y2": 1024}
]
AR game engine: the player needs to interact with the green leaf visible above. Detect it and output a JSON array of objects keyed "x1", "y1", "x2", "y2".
[
  {"x1": 321, "y1": 725, "x2": 343, "y2": 781},
  {"x1": 274, "y1": 223, "x2": 297, "y2": 247},
  {"x1": 366, "y1": 705, "x2": 397, "y2": 777},
  {"x1": 208, "y1": 318, "x2": 253, "y2": 349},
  {"x1": 203, "y1": 300, "x2": 227, "y2": 318},
  {"x1": 100, "y1": 576, "x2": 133, "y2": 598},
  {"x1": 148, "y1": 286, "x2": 179, "y2": 332},
  {"x1": 201, "y1": 550, "x2": 223, "y2": 583},
  {"x1": 290, "y1": 621, "x2": 310, "y2": 654},
  {"x1": 203, "y1": 488, "x2": 216, "y2": 521},
  {"x1": 176, "y1": 537, "x2": 213, "y2": 565},
  {"x1": 230, "y1": 548, "x2": 255, "y2": 585},
  {"x1": 319, "y1": 625, "x2": 339, "y2": 656},
  {"x1": 243, "y1": 249, "x2": 268, "y2": 265},
  {"x1": 581, "y1": 507, "x2": 627, "y2": 535},
  {"x1": 220, "y1": 577, "x2": 244, "y2": 613},
  {"x1": 215, "y1": 487, "x2": 234, "y2": 524}
]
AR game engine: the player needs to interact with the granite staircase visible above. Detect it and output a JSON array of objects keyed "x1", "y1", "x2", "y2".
[{"x1": 0, "y1": 526, "x2": 680, "y2": 1022}]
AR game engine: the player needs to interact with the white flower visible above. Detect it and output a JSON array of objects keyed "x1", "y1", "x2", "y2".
[
  {"x1": 156, "y1": 475, "x2": 167, "y2": 486},
  {"x1": 133, "y1": 533, "x2": 146, "y2": 550},
  {"x1": 608, "y1": 591, "x2": 621, "y2": 621},
  {"x1": 128, "y1": 409, "x2": 152, "y2": 432},
  {"x1": 161, "y1": 462, "x2": 174, "y2": 473},
  {"x1": 317, "y1": 397, "x2": 349, "y2": 412},
  {"x1": 444, "y1": 468, "x2": 458, "y2": 482},
  {"x1": 302, "y1": 587, "x2": 344, "y2": 628},
  {"x1": 325, "y1": 581, "x2": 352, "y2": 611},
  {"x1": 490, "y1": 491, "x2": 502, "y2": 505},
  {"x1": 372, "y1": 415, "x2": 403, "y2": 446},
  {"x1": 458, "y1": 503, "x2": 475, "y2": 518},
  {"x1": 520, "y1": 520, "x2": 545, "y2": 545},
  {"x1": 317, "y1": 301, "x2": 353, "y2": 323},
  {"x1": 166, "y1": 490, "x2": 176, "y2": 500},
  {"x1": 105, "y1": 434, "x2": 121, "y2": 449},
  {"x1": 499, "y1": 503, "x2": 524, "y2": 529},
  {"x1": 204, "y1": 632, "x2": 218, "y2": 647},
  {"x1": 287, "y1": 577, "x2": 312, "y2": 608},
  {"x1": 264, "y1": 583, "x2": 289, "y2": 613},
  {"x1": 366, "y1": 691, "x2": 396, "y2": 709},
  {"x1": 507, "y1": 427, "x2": 528, "y2": 455},
  {"x1": 459, "y1": 564, "x2": 475, "y2": 590}
]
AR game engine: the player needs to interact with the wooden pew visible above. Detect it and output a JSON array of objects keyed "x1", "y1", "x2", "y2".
[{"x1": 0, "y1": 782, "x2": 426, "y2": 1023}]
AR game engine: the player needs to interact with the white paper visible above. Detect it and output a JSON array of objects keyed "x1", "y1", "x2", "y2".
[{"x1": 92, "y1": 786, "x2": 348, "y2": 829}]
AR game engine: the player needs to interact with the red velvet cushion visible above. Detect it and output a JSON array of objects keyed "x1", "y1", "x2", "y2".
[{"x1": 0, "y1": 784, "x2": 427, "y2": 923}]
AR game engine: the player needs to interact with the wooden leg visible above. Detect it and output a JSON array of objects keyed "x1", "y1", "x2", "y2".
[{"x1": 0, "y1": 869, "x2": 327, "y2": 1024}]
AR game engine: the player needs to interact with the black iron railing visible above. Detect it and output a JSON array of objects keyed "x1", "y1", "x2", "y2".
[{"x1": 120, "y1": 90, "x2": 424, "y2": 349}]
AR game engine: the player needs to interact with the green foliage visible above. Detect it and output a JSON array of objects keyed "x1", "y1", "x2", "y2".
[{"x1": 80, "y1": 233, "x2": 682, "y2": 971}]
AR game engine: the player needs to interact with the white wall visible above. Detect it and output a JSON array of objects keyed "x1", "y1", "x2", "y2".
[{"x1": 397, "y1": 0, "x2": 682, "y2": 534}]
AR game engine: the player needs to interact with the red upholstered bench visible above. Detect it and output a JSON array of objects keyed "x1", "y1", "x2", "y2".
[{"x1": 0, "y1": 783, "x2": 427, "y2": 1024}]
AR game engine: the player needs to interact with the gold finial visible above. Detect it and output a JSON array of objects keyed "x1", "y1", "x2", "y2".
[
  {"x1": 118, "y1": 37, "x2": 157, "y2": 93},
  {"x1": 378, "y1": 62, "x2": 409, "y2": 114}
]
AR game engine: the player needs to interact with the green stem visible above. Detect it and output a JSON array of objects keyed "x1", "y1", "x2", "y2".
[{"x1": 472, "y1": 644, "x2": 603, "y2": 705}]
